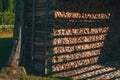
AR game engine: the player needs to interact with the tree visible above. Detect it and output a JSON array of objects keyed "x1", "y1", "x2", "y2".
[
  {"x1": 7, "y1": 0, "x2": 14, "y2": 12},
  {"x1": 0, "y1": 0, "x2": 2, "y2": 12},
  {"x1": 8, "y1": 0, "x2": 22, "y2": 67}
]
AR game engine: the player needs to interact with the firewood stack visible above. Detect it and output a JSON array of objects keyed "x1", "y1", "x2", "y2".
[
  {"x1": 46, "y1": 0, "x2": 111, "y2": 75},
  {"x1": 19, "y1": 0, "x2": 120, "y2": 78},
  {"x1": 50, "y1": 27, "x2": 109, "y2": 72},
  {"x1": 23, "y1": 0, "x2": 113, "y2": 77}
]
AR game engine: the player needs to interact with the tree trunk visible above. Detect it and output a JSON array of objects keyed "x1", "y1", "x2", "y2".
[
  {"x1": 8, "y1": 27, "x2": 21, "y2": 67},
  {"x1": 8, "y1": 0, "x2": 24, "y2": 67}
]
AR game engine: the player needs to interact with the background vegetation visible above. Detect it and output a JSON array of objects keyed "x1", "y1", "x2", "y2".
[
  {"x1": 0, "y1": 0, "x2": 14, "y2": 73},
  {"x1": 0, "y1": 0, "x2": 14, "y2": 25}
]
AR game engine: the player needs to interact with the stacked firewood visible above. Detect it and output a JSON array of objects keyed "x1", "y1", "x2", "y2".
[
  {"x1": 50, "y1": 26, "x2": 109, "y2": 72},
  {"x1": 46, "y1": 0, "x2": 111, "y2": 73},
  {"x1": 52, "y1": 62, "x2": 120, "y2": 80},
  {"x1": 55, "y1": 11, "x2": 110, "y2": 19}
]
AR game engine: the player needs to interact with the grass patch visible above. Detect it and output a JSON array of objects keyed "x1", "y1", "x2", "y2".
[
  {"x1": 0, "y1": 67, "x2": 62, "y2": 80},
  {"x1": 0, "y1": 73, "x2": 61, "y2": 80},
  {"x1": 0, "y1": 32, "x2": 13, "y2": 38},
  {"x1": 0, "y1": 32, "x2": 13, "y2": 69}
]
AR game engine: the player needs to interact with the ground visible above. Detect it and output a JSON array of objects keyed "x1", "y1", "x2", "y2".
[{"x1": 0, "y1": 32, "x2": 64, "y2": 80}]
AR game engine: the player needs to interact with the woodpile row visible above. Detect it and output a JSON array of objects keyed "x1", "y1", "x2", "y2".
[
  {"x1": 54, "y1": 11, "x2": 110, "y2": 19},
  {"x1": 51, "y1": 62, "x2": 120, "y2": 79},
  {"x1": 50, "y1": 27, "x2": 109, "y2": 72}
]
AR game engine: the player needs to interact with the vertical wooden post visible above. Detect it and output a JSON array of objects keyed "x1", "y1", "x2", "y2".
[
  {"x1": 45, "y1": 0, "x2": 49, "y2": 75},
  {"x1": 31, "y1": 0, "x2": 35, "y2": 71}
]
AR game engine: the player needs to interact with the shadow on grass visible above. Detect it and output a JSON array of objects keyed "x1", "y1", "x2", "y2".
[{"x1": 0, "y1": 38, "x2": 13, "y2": 70}]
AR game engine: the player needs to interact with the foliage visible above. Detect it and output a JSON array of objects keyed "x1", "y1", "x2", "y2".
[
  {"x1": 0, "y1": 25, "x2": 14, "y2": 32},
  {"x1": 7, "y1": 0, "x2": 14, "y2": 12},
  {"x1": 1, "y1": 0, "x2": 14, "y2": 12},
  {"x1": 2, "y1": 11, "x2": 15, "y2": 25},
  {"x1": 2, "y1": 0, "x2": 8, "y2": 12},
  {"x1": 0, "y1": 12, "x2": 2, "y2": 24},
  {"x1": 0, "y1": 0, "x2": 2, "y2": 12},
  {"x1": 0, "y1": 12, "x2": 15, "y2": 25},
  {"x1": 0, "y1": 0, "x2": 14, "y2": 25}
]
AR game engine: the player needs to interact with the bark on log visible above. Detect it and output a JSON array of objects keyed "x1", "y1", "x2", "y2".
[{"x1": 8, "y1": 28, "x2": 21, "y2": 67}]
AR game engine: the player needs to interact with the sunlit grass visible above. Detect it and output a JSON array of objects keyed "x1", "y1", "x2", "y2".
[
  {"x1": 0, "y1": 73, "x2": 61, "y2": 80},
  {"x1": 0, "y1": 32, "x2": 13, "y2": 38}
]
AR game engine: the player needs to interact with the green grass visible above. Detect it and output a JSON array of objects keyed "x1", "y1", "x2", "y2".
[
  {"x1": 0, "y1": 73, "x2": 61, "y2": 80},
  {"x1": 0, "y1": 32, "x2": 13, "y2": 69}
]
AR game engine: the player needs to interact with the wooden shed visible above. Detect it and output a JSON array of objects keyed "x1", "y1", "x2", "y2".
[{"x1": 9, "y1": 0, "x2": 120, "y2": 78}]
